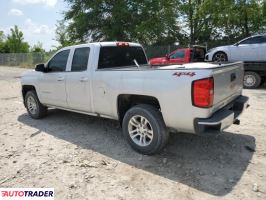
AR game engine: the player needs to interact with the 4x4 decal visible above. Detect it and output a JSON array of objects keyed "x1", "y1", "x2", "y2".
[{"x1": 173, "y1": 72, "x2": 196, "y2": 77}]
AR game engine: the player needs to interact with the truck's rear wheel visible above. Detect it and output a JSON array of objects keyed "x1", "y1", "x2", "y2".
[
  {"x1": 244, "y1": 71, "x2": 261, "y2": 89},
  {"x1": 122, "y1": 104, "x2": 169, "y2": 155},
  {"x1": 25, "y1": 91, "x2": 47, "y2": 119}
]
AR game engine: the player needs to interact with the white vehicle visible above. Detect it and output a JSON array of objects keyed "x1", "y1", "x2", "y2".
[
  {"x1": 205, "y1": 34, "x2": 266, "y2": 62},
  {"x1": 21, "y1": 42, "x2": 249, "y2": 155}
]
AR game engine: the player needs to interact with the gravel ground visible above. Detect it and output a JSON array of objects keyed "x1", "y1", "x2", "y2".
[{"x1": 0, "y1": 66, "x2": 266, "y2": 200}]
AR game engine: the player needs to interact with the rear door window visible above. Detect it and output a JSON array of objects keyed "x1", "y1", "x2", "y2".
[
  {"x1": 98, "y1": 46, "x2": 148, "y2": 69},
  {"x1": 71, "y1": 47, "x2": 90, "y2": 72}
]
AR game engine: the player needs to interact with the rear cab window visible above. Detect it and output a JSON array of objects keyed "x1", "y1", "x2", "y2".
[
  {"x1": 98, "y1": 46, "x2": 148, "y2": 69},
  {"x1": 191, "y1": 48, "x2": 206, "y2": 61}
]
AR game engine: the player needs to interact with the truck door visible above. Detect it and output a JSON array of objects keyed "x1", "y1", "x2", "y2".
[
  {"x1": 39, "y1": 49, "x2": 70, "y2": 107},
  {"x1": 65, "y1": 47, "x2": 92, "y2": 112}
]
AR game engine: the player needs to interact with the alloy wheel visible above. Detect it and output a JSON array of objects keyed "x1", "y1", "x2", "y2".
[{"x1": 128, "y1": 115, "x2": 154, "y2": 147}]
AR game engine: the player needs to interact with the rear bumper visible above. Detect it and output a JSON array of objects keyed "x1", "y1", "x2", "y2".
[{"x1": 194, "y1": 96, "x2": 249, "y2": 134}]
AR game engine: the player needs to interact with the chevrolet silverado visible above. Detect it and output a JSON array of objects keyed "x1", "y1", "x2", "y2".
[{"x1": 21, "y1": 42, "x2": 249, "y2": 155}]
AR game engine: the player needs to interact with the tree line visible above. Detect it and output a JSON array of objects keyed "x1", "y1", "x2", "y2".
[
  {"x1": 60, "y1": 0, "x2": 266, "y2": 48},
  {"x1": 0, "y1": 25, "x2": 45, "y2": 53},
  {"x1": 1, "y1": 0, "x2": 265, "y2": 54}
]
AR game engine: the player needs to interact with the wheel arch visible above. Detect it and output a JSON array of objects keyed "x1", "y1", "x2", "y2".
[
  {"x1": 22, "y1": 85, "x2": 36, "y2": 100},
  {"x1": 212, "y1": 50, "x2": 229, "y2": 61},
  {"x1": 117, "y1": 94, "x2": 161, "y2": 125},
  {"x1": 22, "y1": 85, "x2": 40, "y2": 107}
]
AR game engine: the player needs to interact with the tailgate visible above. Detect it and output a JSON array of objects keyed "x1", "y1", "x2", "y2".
[{"x1": 212, "y1": 62, "x2": 244, "y2": 112}]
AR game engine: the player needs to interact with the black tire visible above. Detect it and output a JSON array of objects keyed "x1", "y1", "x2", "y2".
[
  {"x1": 24, "y1": 90, "x2": 47, "y2": 119},
  {"x1": 243, "y1": 71, "x2": 261, "y2": 89},
  {"x1": 212, "y1": 51, "x2": 228, "y2": 62},
  {"x1": 122, "y1": 104, "x2": 169, "y2": 155}
]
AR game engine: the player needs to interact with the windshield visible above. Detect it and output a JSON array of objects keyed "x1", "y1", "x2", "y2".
[{"x1": 98, "y1": 46, "x2": 148, "y2": 69}]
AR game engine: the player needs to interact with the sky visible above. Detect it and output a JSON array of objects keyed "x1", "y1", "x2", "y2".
[{"x1": 0, "y1": 0, "x2": 68, "y2": 51}]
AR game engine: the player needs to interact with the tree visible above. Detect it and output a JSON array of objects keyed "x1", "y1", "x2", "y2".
[
  {"x1": 30, "y1": 42, "x2": 46, "y2": 64},
  {"x1": 0, "y1": 31, "x2": 6, "y2": 53},
  {"x1": 63, "y1": 0, "x2": 180, "y2": 45},
  {"x1": 0, "y1": 31, "x2": 10, "y2": 53},
  {"x1": 5, "y1": 25, "x2": 29, "y2": 53},
  {"x1": 55, "y1": 20, "x2": 74, "y2": 48},
  {"x1": 234, "y1": 0, "x2": 265, "y2": 36},
  {"x1": 31, "y1": 42, "x2": 45, "y2": 53},
  {"x1": 178, "y1": 0, "x2": 266, "y2": 47},
  {"x1": 59, "y1": 0, "x2": 265, "y2": 48},
  {"x1": 212, "y1": 0, "x2": 265, "y2": 43},
  {"x1": 178, "y1": 0, "x2": 210, "y2": 45},
  {"x1": 0, "y1": 31, "x2": 5, "y2": 42}
]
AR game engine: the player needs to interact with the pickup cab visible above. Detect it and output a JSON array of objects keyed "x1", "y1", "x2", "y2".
[
  {"x1": 21, "y1": 42, "x2": 249, "y2": 155},
  {"x1": 149, "y1": 46, "x2": 206, "y2": 65}
]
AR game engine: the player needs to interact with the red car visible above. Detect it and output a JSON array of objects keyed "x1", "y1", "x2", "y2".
[{"x1": 149, "y1": 46, "x2": 206, "y2": 65}]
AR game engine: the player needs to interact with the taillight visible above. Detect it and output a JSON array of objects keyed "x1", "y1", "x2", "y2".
[
  {"x1": 116, "y1": 42, "x2": 129, "y2": 46},
  {"x1": 192, "y1": 77, "x2": 214, "y2": 108}
]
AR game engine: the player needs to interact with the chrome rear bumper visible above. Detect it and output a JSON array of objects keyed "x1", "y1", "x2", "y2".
[{"x1": 194, "y1": 96, "x2": 249, "y2": 134}]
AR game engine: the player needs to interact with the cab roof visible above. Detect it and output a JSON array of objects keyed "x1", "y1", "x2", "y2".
[{"x1": 61, "y1": 41, "x2": 142, "y2": 50}]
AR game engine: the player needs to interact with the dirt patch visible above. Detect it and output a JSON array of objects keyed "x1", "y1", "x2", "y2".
[{"x1": 0, "y1": 66, "x2": 265, "y2": 200}]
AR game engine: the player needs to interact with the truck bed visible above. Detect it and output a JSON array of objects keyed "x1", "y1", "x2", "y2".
[{"x1": 97, "y1": 61, "x2": 244, "y2": 128}]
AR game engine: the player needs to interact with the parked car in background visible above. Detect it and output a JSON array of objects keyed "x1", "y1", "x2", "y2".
[
  {"x1": 149, "y1": 46, "x2": 206, "y2": 65},
  {"x1": 205, "y1": 34, "x2": 266, "y2": 62},
  {"x1": 205, "y1": 34, "x2": 266, "y2": 89}
]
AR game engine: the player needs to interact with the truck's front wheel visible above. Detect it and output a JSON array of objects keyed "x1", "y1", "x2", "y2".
[
  {"x1": 25, "y1": 91, "x2": 47, "y2": 119},
  {"x1": 122, "y1": 104, "x2": 169, "y2": 155}
]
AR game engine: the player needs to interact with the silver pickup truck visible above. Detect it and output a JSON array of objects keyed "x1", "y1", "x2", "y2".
[{"x1": 21, "y1": 42, "x2": 249, "y2": 155}]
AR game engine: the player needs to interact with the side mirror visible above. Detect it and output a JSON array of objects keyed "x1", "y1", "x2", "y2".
[
  {"x1": 35, "y1": 63, "x2": 45, "y2": 72},
  {"x1": 234, "y1": 42, "x2": 239, "y2": 46},
  {"x1": 165, "y1": 54, "x2": 170, "y2": 60}
]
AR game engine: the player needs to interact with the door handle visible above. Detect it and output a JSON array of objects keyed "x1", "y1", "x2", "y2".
[
  {"x1": 57, "y1": 77, "x2": 64, "y2": 81},
  {"x1": 80, "y1": 77, "x2": 89, "y2": 82}
]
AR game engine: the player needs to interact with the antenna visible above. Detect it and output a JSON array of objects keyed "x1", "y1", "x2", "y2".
[{"x1": 133, "y1": 59, "x2": 140, "y2": 70}]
